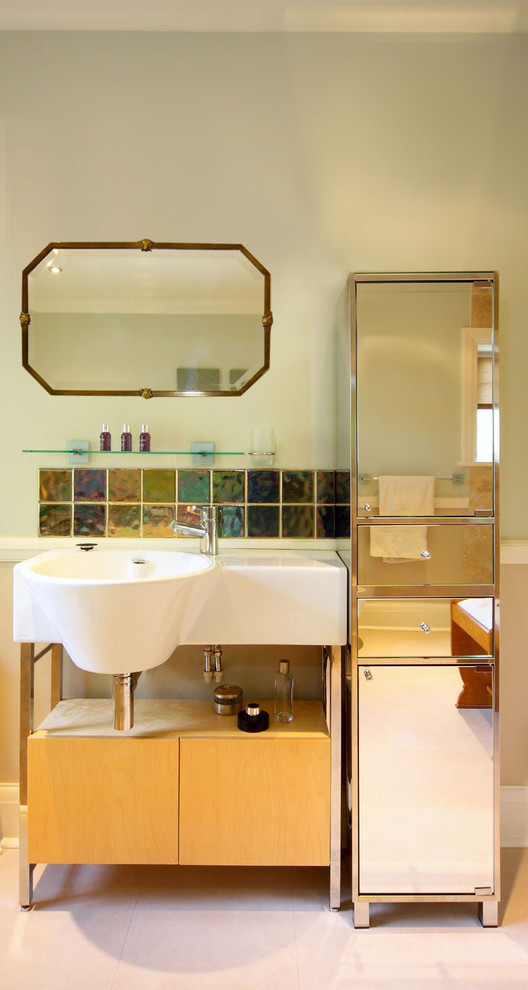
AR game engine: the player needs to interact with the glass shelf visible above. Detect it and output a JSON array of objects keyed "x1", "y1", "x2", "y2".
[{"x1": 23, "y1": 449, "x2": 246, "y2": 455}]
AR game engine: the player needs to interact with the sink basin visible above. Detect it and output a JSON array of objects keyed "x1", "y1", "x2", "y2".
[{"x1": 14, "y1": 548, "x2": 215, "y2": 674}]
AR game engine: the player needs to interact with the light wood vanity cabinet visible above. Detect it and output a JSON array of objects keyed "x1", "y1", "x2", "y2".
[{"x1": 26, "y1": 699, "x2": 330, "y2": 871}]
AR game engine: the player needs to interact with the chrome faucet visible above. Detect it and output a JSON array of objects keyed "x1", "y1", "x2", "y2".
[{"x1": 171, "y1": 504, "x2": 218, "y2": 556}]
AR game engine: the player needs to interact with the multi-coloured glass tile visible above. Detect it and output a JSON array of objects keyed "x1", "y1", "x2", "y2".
[
  {"x1": 282, "y1": 505, "x2": 314, "y2": 538},
  {"x1": 108, "y1": 469, "x2": 141, "y2": 503},
  {"x1": 74, "y1": 504, "x2": 106, "y2": 537},
  {"x1": 282, "y1": 471, "x2": 314, "y2": 504},
  {"x1": 142, "y1": 505, "x2": 175, "y2": 538},
  {"x1": 108, "y1": 504, "x2": 141, "y2": 537},
  {"x1": 212, "y1": 470, "x2": 245, "y2": 504},
  {"x1": 39, "y1": 503, "x2": 72, "y2": 537},
  {"x1": 36, "y1": 464, "x2": 348, "y2": 542},
  {"x1": 317, "y1": 505, "x2": 335, "y2": 538},
  {"x1": 335, "y1": 505, "x2": 351, "y2": 538},
  {"x1": 143, "y1": 469, "x2": 176, "y2": 503},
  {"x1": 39, "y1": 469, "x2": 72, "y2": 503},
  {"x1": 74, "y1": 469, "x2": 106, "y2": 502},
  {"x1": 316, "y1": 471, "x2": 336, "y2": 505},
  {"x1": 247, "y1": 505, "x2": 280, "y2": 537},
  {"x1": 176, "y1": 503, "x2": 203, "y2": 527},
  {"x1": 247, "y1": 470, "x2": 280, "y2": 504},
  {"x1": 335, "y1": 470, "x2": 351, "y2": 504},
  {"x1": 178, "y1": 470, "x2": 210, "y2": 504},
  {"x1": 218, "y1": 505, "x2": 245, "y2": 538}
]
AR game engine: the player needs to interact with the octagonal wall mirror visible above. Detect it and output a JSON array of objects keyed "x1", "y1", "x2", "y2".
[{"x1": 21, "y1": 240, "x2": 272, "y2": 397}]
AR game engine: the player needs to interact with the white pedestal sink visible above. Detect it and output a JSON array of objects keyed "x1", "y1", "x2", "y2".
[{"x1": 13, "y1": 548, "x2": 215, "y2": 675}]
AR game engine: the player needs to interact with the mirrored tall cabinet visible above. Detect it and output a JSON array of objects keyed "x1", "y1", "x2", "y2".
[{"x1": 345, "y1": 273, "x2": 499, "y2": 928}]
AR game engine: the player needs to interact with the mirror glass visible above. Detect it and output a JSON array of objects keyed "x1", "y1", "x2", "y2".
[
  {"x1": 357, "y1": 597, "x2": 494, "y2": 658},
  {"x1": 354, "y1": 276, "x2": 496, "y2": 517},
  {"x1": 21, "y1": 242, "x2": 272, "y2": 396}
]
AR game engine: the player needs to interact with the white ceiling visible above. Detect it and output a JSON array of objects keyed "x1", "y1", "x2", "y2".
[{"x1": 0, "y1": 1, "x2": 528, "y2": 34}]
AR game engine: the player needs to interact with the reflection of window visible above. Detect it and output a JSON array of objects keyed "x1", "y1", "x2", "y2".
[
  {"x1": 476, "y1": 349, "x2": 493, "y2": 462},
  {"x1": 461, "y1": 328, "x2": 494, "y2": 463}
]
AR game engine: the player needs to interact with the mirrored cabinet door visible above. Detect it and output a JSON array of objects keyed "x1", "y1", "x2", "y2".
[
  {"x1": 354, "y1": 276, "x2": 497, "y2": 518},
  {"x1": 357, "y1": 598, "x2": 494, "y2": 659},
  {"x1": 358, "y1": 664, "x2": 495, "y2": 896},
  {"x1": 357, "y1": 523, "x2": 494, "y2": 587}
]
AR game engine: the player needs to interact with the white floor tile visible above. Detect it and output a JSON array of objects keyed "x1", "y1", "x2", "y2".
[
  {"x1": 112, "y1": 908, "x2": 298, "y2": 989},
  {"x1": 2, "y1": 848, "x2": 528, "y2": 989}
]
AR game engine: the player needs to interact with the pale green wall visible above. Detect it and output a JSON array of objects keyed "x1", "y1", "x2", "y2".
[{"x1": 0, "y1": 31, "x2": 527, "y2": 536}]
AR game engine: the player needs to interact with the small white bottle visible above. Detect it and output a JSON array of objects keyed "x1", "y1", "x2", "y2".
[{"x1": 274, "y1": 659, "x2": 294, "y2": 723}]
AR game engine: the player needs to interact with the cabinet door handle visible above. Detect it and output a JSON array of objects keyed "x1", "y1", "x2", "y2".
[
  {"x1": 420, "y1": 550, "x2": 432, "y2": 559},
  {"x1": 420, "y1": 622, "x2": 431, "y2": 633},
  {"x1": 363, "y1": 668, "x2": 373, "y2": 680},
  {"x1": 361, "y1": 503, "x2": 372, "y2": 511}
]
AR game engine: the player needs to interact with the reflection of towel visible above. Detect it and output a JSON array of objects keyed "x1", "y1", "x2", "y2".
[{"x1": 370, "y1": 476, "x2": 435, "y2": 562}]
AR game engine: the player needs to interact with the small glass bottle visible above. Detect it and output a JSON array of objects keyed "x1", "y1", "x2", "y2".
[
  {"x1": 139, "y1": 423, "x2": 151, "y2": 452},
  {"x1": 99, "y1": 423, "x2": 111, "y2": 451},
  {"x1": 274, "y1": 659, "x2": 293, "y2": 723},
  {"x1": 120, "y1": 424, "x2": 132, "y2": 451}
]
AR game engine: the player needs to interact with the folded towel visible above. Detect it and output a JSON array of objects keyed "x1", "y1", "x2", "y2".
[{"x1": 370, "y1": 475, "x2": 435, "y2": 562}]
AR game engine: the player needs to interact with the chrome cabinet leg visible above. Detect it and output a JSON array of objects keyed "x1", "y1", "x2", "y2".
[
  {"x1": 479, "y1": 900, "x2": 499, "y2": 927},
  {"x1": 19, "y1": 807, "x2": 34, "y2": 910},
  {"x1": 353, "y1": 901, "x2": 370, "y2": 928},
  {"x1": 19, "y1": 645, "x2": 35, "y2": 909},
  {"x1": 327, "y1": 646, "x2": 343, "y2": 911}
]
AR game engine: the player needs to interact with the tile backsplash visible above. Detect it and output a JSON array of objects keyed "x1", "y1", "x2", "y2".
[{"x1": 38, "y1": 468, "x2": 351, "y2": 539}]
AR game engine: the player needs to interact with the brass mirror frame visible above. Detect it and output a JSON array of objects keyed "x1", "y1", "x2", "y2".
[{"x1": 20, "y1": 239, "x2": 273, "y2": 397}]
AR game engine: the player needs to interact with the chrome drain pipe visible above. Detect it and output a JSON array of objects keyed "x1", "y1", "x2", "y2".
[{"x1": 113, "y1": 673, "x2": 135, "y2": 731}]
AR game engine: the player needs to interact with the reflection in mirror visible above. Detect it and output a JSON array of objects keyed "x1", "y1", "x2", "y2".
[
  {"x1": 357, "y1": 597, "x2": 493, "y2": 658},
  {"x1": 21, "y1": 241, "x2": 272, "y2": 396},
  {"x1": 358, "y1": 664, "x2": 494, "y2": 894},
  {"x1": 354, "y1": 275, "x2": 496, "y2": 516},
  {"x1": 357, "y1": 524, "x2": 494, "y2": 587}
]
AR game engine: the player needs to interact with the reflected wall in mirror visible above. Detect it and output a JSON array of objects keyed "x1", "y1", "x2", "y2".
[
  {"x1": 357, "y1": 597, "x2": 494, "y2": 659},
  {"x1": 21, "y1": 240, "x2": 272, "y2": 396},
  {"x1": 353, "y1": 273, "x2": 497, "y2": 517},
  {"x1": 358, "y1": 664, "x2": 494, "y2": 895}
]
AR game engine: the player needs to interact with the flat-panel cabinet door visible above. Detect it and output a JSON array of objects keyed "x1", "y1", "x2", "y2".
[
  {"x1": 28, "y1": 737, "x2": 180, "y2": 864},
  {"x1": 179, "y1": 737, "x2": 330, "y2": 866},
  {"x1": 358, "y1": 664, "x2": 495, "y2": 895}
]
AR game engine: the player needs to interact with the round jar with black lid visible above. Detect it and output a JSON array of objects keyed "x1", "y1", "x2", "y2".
[{"x1": 237, "y1": 703, "x2": 269, "y2": 733}]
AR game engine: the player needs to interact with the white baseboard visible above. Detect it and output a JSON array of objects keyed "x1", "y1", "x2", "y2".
[
  {"x1": 500, "y1": 786, "x2": 528, "y2": 846},
  {"x1": 2, "y1": 782, "x2": 528, "y2": 848},
  {"x1": 0, "y1": 784, "x2": 19, "y2": 847}
]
